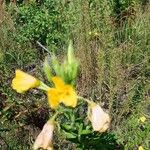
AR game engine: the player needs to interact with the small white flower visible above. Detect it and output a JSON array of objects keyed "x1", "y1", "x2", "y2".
[
  {"x1": 33, "y1": 121, "x2": 54, "y2": 150},
  {"x1": 88, "y1": 104, "x2": 110, "y2": 132}
]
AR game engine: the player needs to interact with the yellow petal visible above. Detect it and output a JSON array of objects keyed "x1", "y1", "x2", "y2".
[
  {"x1": 59, "y1": 85, "x2": 77, "y2": 107},
  {"x1": 52, "y1": 76, "x2": 65, "y2": 90},
  {"x1": 47, "y1": 76, "x2": 77, "y2": 109},
  {"x1": 138, "y1": 146, "x2": 144, "y2": 150},
  {"x1": 11, "y1": 70, "x2": 40, "y2": 93},
  {"x1": 139, "y1": 116, "x2": 146, "y2": 123},
  {"x1": 47, "y1": 88, "x2": 60, "y2": 109}
]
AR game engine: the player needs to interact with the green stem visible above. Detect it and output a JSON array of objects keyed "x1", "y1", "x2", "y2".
[
  {"x1": 38, "y1": 81, "x2": 50, "y2": 91},
  {"x1": 50, "y1": 111, "x2": 59, "y2": 122},
  {"x1": 77, "y1": 96, "x2": 94, "y2": 105}
]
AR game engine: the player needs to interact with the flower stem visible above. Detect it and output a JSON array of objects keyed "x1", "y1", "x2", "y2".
[
  {"x1": 77, "y1": 96, "x2": 94, "y2": 105},
  {"x1": 38, "y1": 81, "x2": 50, "y2": 91},
  {"x1": 50, "y1": 111, "x2": 59, "y2": 122}
]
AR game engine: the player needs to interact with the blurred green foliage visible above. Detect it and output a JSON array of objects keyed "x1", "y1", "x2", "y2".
[
  {"x1": 115, "y1": 112, "x2": 150, "y2": 150},
  {"x1": 11, "y1": 0, "x2": 75, "y2": 52}
]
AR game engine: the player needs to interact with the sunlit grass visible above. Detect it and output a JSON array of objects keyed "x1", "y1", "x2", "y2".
[{"x1": 0, "y1": 1, "x2": 150, "y2": 149}]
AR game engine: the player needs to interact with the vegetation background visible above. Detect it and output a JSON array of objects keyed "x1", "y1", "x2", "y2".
[{"x1": 0, "y1": 0, "x2": 150, "y2": 149}]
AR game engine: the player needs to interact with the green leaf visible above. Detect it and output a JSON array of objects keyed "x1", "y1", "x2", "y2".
[
  {"x1": 62, "y1": 124, "x2": 72, "y2": 130},
  {"x1": 62, "y1": 130, "x2": 77, "y2": 139},
  {"x1": 81, "y1": 129, "x2": 92, "y2": 135}
]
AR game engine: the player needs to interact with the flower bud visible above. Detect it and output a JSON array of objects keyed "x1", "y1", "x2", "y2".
[
  {"x1": 88, "y1": 104, "x2": 110, "y2": 132},
  {"x1": 33, "y1": 121, "x2": 54, "y2": 150}
]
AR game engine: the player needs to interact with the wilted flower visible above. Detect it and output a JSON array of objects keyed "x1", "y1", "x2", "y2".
[
  {"x1": 138, "y1": 146, "x2": 144, "y2": 150},
  {"x1": 33, "y1": 121, "x2": 54, "y2": 150},
  {"x1": 47, "y1": 76, "x2": 77, "y2": 109},
  {"x1": 88, "y1": 104, "x2": 110, "y2": 132},
  {"x1": 139, "y1": 116, "x2": 146, "y2": 123},
  {"x1": 11, "y1": 70, "x2": 40, "y2": 93}
]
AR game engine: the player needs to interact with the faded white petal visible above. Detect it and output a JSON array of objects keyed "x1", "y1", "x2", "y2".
[
  {"x1": 33, "y1": 121, "x2": 54, "y2": 150},
  {"x1": 90, "y1": 104, "x2": 110, "y2": 132}
]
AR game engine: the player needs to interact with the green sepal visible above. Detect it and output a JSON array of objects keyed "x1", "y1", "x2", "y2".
[{"x1": 43, "y1": 56, "x2": 52, "y2": 82}]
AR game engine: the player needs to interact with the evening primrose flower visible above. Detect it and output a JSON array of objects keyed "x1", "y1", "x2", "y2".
[
  {"x1": 88, "y1": 104, "x2": 110, "y2": 132},
  {"x1": 47, "y1": 76, "x2": 77, "y2": 109},
  {"x1": 11, "y1": 70, "x2": 40, "y2": 93},
  {"x1": 33, "y1": 121, "x2": 54, "y2": 150},
  {"x1": 138, "y1": 146, "x2": 144, "y2": 150},
  {"x1": 139, "y1": 116, "x2": 146, "y2": 123}
]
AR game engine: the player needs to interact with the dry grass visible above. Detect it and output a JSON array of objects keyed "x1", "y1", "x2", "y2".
[
  {"x1": 0, "y1": 1, "x2": 150, "y2": 149},
  {"x1": 68, "y1": 0, "x2": 150, "y2": 131}
]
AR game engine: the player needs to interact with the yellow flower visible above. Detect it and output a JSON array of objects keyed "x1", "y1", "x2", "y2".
[
  {"x1": 138, "y1": 146, "x2": 144, "y2": 150},
  {"x1": 47, "y1": 88, "x2": 60, "y2": 109},
  {"x1": 47, "y1": 76, "x2": 77, "y2": 109},
  {"x1": 88, "y1": 104, "x2": 110, "y2": 132},
  {"x1": 88, "y1": 31, "x2": 92, "y2": 35},
  {"x1": 33, "y1": 121, "x2": 54, "y2": 150},
  {"x1": 139, "y1": 116, "x2": 146, "y2": 123},
  {"x1": 94, "y1": 32, "x2": 99, "y2": 36},
  {"x1": 11, "y1": 70, "x2": 40, "y2": 93}
]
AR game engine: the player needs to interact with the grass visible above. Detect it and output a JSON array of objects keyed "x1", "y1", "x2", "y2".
[{"x1": 0, "y1": 1, "x2": 150, "y2": 149}]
